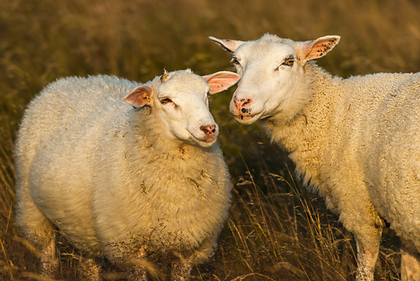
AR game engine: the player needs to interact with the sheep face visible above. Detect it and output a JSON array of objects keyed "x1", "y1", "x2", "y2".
[
  {"x1": 210, "y1": 35, "x2": 340, "y2": 125},
  {"x1": 156, "y1": 71, "x2": 218, "y2": 147},
  {"x1": 230, "y1": 40, "x2": 299, "y2": 124},
  {"x1": 125, "y1": 70, "x2": 239, "y2": 147}
]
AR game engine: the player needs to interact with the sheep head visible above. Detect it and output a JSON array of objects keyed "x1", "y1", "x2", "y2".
[
  {"x1": 124, "y1": 70, "x2": 239, "y2": 147},
  {"x1": 210, "y1": 34, "x2": 340, "y2": 125}
]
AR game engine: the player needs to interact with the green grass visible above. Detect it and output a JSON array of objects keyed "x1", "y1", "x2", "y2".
[{"x1": 1, "y1": 0, "x2": 420, "y2": 279}]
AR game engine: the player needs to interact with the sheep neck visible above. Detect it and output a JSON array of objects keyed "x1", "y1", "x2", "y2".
[{"x1": 263, "y1": 61, "x2": 338, "y2": 188}]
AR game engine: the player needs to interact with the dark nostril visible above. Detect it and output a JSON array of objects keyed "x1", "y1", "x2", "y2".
[
  {"x1": 234, "y1": 98, "x2": 252, "y2": 108},
  {"x1": 200, "y1": 125, "x2": 216, "y2": 135},
  {"x1": 241, "y1": 108, "x2": 248, "y2": 113}
]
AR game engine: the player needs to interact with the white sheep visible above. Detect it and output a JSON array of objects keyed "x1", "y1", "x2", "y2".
[
  {"x1": 210, "y1": 34, "x2": 420, "y2": 281},
  {"x1": 14, "y1": 69, "x2": 240, "y2": 280}
]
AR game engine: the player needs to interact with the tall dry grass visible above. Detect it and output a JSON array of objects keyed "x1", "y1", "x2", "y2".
[{"x1": 1, "y1": 0, "x2": 419, "y2": 280}]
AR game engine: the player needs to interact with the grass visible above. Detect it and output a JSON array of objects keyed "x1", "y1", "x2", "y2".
[{"x1": 1, "y1": 0, "x2": 420, "y2": 279}]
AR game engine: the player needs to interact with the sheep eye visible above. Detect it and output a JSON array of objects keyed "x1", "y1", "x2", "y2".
[
  {"x1": 159, "y1": 98, "x2": 172, "y2": 105},
  {"x1": 231, "y1": 57, "x2": 240, "y2": 66},
  {"x1": 282, "y1": 59, "x2": 294, "y2": 67}
]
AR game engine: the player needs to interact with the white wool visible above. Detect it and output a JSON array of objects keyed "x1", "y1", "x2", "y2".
[
  {"x1": 14, "y1": 72, "x2": 232, "y2": 277},
  {"x1": 211, "y1": 33, "x2": 420, "y2": 281},
  {"x1": 266, "y1": 63, "x2": 419, "y2": 245}
]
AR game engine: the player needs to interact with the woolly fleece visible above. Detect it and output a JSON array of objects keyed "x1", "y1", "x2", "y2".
[
  {"x1": 211, "y1": 33, "x2": 420, "y2": 280},
  {"x1": 14, "y1": 72, "x2": 232, "y2": 273}
]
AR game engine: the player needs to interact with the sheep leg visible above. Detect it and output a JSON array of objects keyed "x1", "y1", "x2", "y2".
[
  {"x1": 355, "y1": 237, "x2": 380, "y2": 281},
  {"x1": 401, "y1": 245, "x2": 420, "y2": 281},
  {"x1": 170, "y1": 248, "x2": 205, "y2": 280},
  {"x1": 16, "y1": 181, "x2": 59, "y2": 277},
  {"x1": 171, "y1": 257, "x2": 193, "y2": 281},
  {"x1": 126, "y1": 247, "x2": 148, "y2": 281},
  {"x1": 171, "y1": 235, "x2": 218, "y2": 280},
  {"x1": 20, "y1": 206, "x2": 58, "y2": 277},
  {"x1": 105, "y1": 241, "x2": 149, "y2": 280},
  {"x1": 79, "y1": 256, "x2": 101, "y2": 281},
  {"x1": 39, "y1": 230, "x2": 59, "y2": 277}
]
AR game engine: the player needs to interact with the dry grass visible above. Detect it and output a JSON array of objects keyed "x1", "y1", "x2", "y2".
[{"x1": 1, "y1": 0, "x2": 420, "y2": 280}]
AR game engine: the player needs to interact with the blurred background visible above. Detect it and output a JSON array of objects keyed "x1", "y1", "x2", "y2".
[{"x1": 1, "y1": 0, "x2": 420, "y2": 280}]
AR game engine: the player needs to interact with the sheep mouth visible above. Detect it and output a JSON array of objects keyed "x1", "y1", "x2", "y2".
[
  {"x1": 232, "y1": 112, "x2": 262, "y2": 124},
  {"x1": 197, "y1": 136, "x2": 217, "y2": 143},
  {"x1": 191, "y1": 134, "x2": 218, "y2": 147}
]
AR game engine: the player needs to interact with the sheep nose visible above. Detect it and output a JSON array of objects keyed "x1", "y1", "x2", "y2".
[
  {"x1": 200, "y1": 125, "x2": 216, "y2": 135},
  {"x1": 234, "y1": 98, "x2": 252, "y2": 113}
]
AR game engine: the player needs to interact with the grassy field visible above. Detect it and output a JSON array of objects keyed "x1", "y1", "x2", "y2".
[{"x1": 1, "y1": 0, "x2": 420, "y2": 280}]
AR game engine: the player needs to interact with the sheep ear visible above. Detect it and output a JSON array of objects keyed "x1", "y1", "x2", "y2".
[
  {"x1": 124, "y1": 86, "x2": 152, "y2": 108},
  {"x1": 297, "y1": 35, "x2": 340, "y2": 62},
  {"x1": 209, "y1": 36, "x2": 245, "y2": 53},
  {"x1": 203, "y1": 71, "x2": 241, "y2": 94}
]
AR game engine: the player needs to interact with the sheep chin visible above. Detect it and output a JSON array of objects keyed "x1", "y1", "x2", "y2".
[
  {"x1": 233, "y1": 111, "x2": 263, "y2": 125},
  {"x1": 189, "y1": 134, "x2": 218, "y2": 148}
]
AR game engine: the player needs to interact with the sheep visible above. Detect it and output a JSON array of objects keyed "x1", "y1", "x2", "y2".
[
  {"x1": 14, "y1": 69, "x2": 240, "y2": 280},
  {"x1": 210, "y1": 33, "x2": 420, "y2": 281}
]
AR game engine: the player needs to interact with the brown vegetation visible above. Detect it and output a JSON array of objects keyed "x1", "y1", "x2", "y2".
[{"x1": 1, "y1": 0, "x2": 419, "y2": 280}]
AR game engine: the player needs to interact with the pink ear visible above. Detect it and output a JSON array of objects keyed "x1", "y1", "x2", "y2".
[
  {"x1": 297, "y1": 35, "x2": 340, "y2": 61},
  {"x1": 203, "y1": 71, "x2": 241, "y2": 94},
  {"x1": 209, "y1": 36, "x2": 245, "y2": 53},
  {"x1": 124, "y1": 86, "x2": 152, "y2": 108}
]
